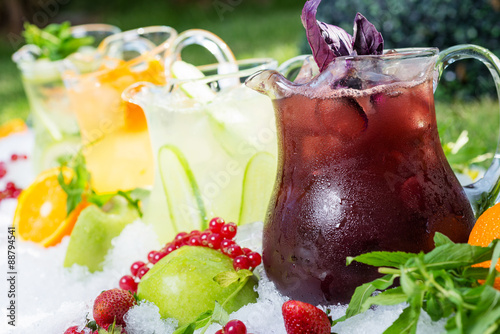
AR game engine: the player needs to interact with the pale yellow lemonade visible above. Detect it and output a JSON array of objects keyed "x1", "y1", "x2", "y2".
[{"x1": 128, "y1": 60, "x2": 278, "y2": 241}]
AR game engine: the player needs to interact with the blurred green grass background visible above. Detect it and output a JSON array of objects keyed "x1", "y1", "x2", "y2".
[{"x1": 0, "y1": 0, "x2": 499, "y2": 169}]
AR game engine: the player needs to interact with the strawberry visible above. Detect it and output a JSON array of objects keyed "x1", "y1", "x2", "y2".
[
  {"x1": 93, "y1": 288, "x2": 137, "y2": 329},
  {"x1": 64, "y1": 326, "x2": 85, "y2": 334},
  {"x1": 282, "y1": 300, "x2": 331, "y2": 334}
]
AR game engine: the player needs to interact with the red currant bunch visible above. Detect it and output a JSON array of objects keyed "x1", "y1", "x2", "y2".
[
  {"x1": 119, "y1": 217, "x2": 262, "y2": 293},
  {"x1": 0, "y1": 153, "x2": 28, "y2": 204}
]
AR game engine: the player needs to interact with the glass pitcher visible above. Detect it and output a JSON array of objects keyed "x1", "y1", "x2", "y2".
[
  {"x1": 12, "y1": 24, "x2": 120, "y2": 173},
  {"x1": 246, "y1": 45, "x2": 500, "y2": 304},
  {"x1": 62, "y1": 26, "x2": 178, "y2": 193},
  {"x1": 124, "y1": 57, "x2": 279, "y2": 242}
]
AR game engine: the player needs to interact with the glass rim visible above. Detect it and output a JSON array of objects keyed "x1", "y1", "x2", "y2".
[
  {"x1": 70, "y1": 23, "x2": 121, "y2": 36},
  {"x1": 339, "y1": 47, "x2": 439, "y2": 60},
  {"x1": 97, "y1": 25, "x2": 177, "y2": 54},
  {"x1": 169, "y1": 57, "x2": 279, "y2": 86}
]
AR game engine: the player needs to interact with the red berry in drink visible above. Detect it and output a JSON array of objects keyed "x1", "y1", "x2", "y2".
[
  {"x1": 233, "y1": 255, "x2": 251, "y2": 271},
  {"x1": 208, "y1": 233, "x2": 222, "y2": 249},
  {"x1": 209, "y1": 217, "x2": 225, "y2": 233},
  {"x1": 6, "y1": 182, "x2": 15, "y2": 190},
  {"x1": 221, "y1": 222, "x2": 237, "y2": 239},
  {"x1": 247, "y1": 252, "x2": 262, "y2": 268},
  {"x1": 215, "y1": 330, "x2": 224, "y2": 334},
  {"x1": 224, "y1": 319, "x2": 247, "y2": 334},
  {"x1": 137, "y1": 266, "x2": 149, "y2": 279},
  {"x1": 190, "y1": 230, "x2": 201, "y2": 236},
  {"x1": 11, "y1": 154, "x2": 18, "y2": 161},
  {"x1": 227, "y1": 244, "x2": 244, "y2": 258},
  {"x1": 119, "y1": 275, "x2": 138, "y2": 292},
  {"x1": 130, "y1": 261, "x2": 145, "y2": 276}
]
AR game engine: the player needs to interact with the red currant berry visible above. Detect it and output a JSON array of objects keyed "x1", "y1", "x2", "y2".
[
  {"x1": 0, "y1": 169, "x2": 6, "y2": 179},
  {"x1": 12, "y1": 189, "x2": 21, "y2": 198},
  {"x1": 207, "y1": 233, "x2": 222, "y2": 249},
  {"x1": 165, "y1": 243, "x2": 176, "y2": 254},
  {"x1": 247, "y1": 252, "x2": 262, "y2": 268},
  {"x1": 148, "y1": 250, "x2": 159, "y2": 264},
  {"x1": 153, "y1": 251, "x2": 166, "y2": 263},
  {"x1": 200, "y1": 231, "x2": 211, "y2": 246},
  {"x1": 21, "y1": 154, "x2": 28, "y2": 160},
  {"x1": 242, "y1": 248, "x2": 252, "y2": 255},
  {"x1": 209, "y1": 217, "x2": 225, "y2": 233},
  {"x1": 11, "y1": 154, "x2": 18, "y2": 161},
  {"x1": 220, "y1": 239, "x2": 235, "y2": 252},
  {"x1": 175, "y1": 232, "x2": 188, "y2": 242},
  {"x1": 119, "y1": 275, "x2": 138, "y2": 292},
  {"x1": 227, "y1": 244, "x2": 244, "y2": 258},
  {"x1": 221, "y1": 222, "x2": 237, "y2": 239},
  {"x1": 190, "y1": 230, "x2": 201, "y2": 236},
  {"x1": 188, "y1": 235, "x2": 201, "y2": 246},
  {"x1": 215, "y1": 330, "x2": 224, "y2": 334},
  {"x1": 6, "y1": 182, "x2": 15, "y2": 190},
  {"x1": 224, "y1": 319, "x2": 247, "y2": 334},
  {"x1": 137, "y1": 266, "x2": 150, "y2": 279},
  {"x1": 130, "y1": 261, "x2": 146, "y2": 276},
  {"x1": 233, "y1": 255, "x2": 251, "y2": 271}
]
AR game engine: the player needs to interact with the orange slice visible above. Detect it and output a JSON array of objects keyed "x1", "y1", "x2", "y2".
[
  {"x1": 13, "y1": 167, "x2": 87, "y2": 247},
  {"x1": 0, "y1": 119, "x2": 28, "y2": 138},
  {"x1": 468, "y1": 202, "x2": 500, "y2": 289}
]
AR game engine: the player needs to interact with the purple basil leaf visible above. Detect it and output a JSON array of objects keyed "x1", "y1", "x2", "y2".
[
  {"x1": 352, "y1": 13, "x2": 384, "y2": 55},
  {"x1": 301, "y1": 0, "x2": 353, "y2": 71}
]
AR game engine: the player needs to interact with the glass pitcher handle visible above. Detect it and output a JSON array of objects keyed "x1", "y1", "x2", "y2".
[
  {"x1": 436, "y1": 44, "x2": 500, "y2": 218},
  {"x1": 167, "y1": 29, "x2": 237, "y2": 72}
]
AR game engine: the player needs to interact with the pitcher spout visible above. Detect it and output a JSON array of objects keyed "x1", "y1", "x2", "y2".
[{"x1": 245, "y1": 69, "x2": 293, "y2": 100}]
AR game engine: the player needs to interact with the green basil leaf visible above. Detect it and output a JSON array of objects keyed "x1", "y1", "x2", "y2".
[
  {"x1": 362, "y1": 287, "x2": 407, "y2": 309},
  {"x1": 382, "y1": 305, "x2": 419, "y2": 334},
  {"x1": 433, "y1": 232, "x2": 454, "y2": 247},
  {"x1": 343, "y1": 274, "x2": 397, "y2": 320},
  {"x1": 211, "y1": 301, "x2": 229, "y2": 326},
  {"x1": 423, "y1": 243, "x2": 493, "y2": 269},
  {"x1": 347, "y1": 251, "x2": 415, "y2": 268}
]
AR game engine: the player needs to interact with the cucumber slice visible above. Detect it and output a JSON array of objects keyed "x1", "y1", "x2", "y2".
[
  {"x1": 171, "y1": 60, "x2": 216, "y2": 103},
  {"x1": 238, "y1": 151, "x2": 277, "y2": 225},
  {"x1": 158, "y1": 144, "x2": 207, "y2": 233}
]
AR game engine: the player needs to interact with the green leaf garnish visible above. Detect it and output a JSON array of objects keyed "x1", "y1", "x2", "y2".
[
  {"x1": 213, "y1": 269, "x2": 253, "y2": 288},
  {"x1": 334, "y1": 233, "x2": 500, "y2": 333},
  {"x1": 57, "y1": 150, "x2": 144, "y2": 217},
  {"x1": 22, "y1": 21, "x2": 94, "y2": 61}
]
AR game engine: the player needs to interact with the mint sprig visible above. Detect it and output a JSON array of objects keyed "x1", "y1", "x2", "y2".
[
  {"x1": 334, "y1": 233, "x2": 500, "y2": 333},
  {"x1": 58, "y1": 150, "x2": 146, "y2": 217},
  {"x1": 22, "y1": 21, "x2": 94, "y2": 61}
]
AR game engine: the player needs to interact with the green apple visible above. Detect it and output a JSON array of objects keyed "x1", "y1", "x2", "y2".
[
  {"x1": 137, "y1": 246, "x2": 257, "y2": 326},
  {"x1": 64, "y1": 196, "x2": 139, "y2": 272}
]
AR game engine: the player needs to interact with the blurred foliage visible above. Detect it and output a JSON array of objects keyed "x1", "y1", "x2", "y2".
[{"x1": 307, "y1": 0, "x2": 500, "y2": 101}]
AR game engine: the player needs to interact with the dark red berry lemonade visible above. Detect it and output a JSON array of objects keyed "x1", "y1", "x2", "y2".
[{"x1": 247, "y1": 50, "x2": 475, "y2": 304}]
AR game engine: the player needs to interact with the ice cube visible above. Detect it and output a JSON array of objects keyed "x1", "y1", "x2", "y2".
[{"x1": 125, "y1": 301, "x2": 178, "y2": 334}]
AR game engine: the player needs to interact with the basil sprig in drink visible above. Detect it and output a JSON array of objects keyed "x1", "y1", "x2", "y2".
[{"x1": 246, "y1": 0, "x2": 500, "y2": 304}]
